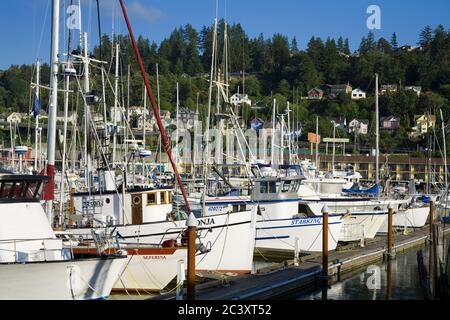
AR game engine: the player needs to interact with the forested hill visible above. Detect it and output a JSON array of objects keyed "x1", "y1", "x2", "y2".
[{"x1": 0, "y1": 22, "x2": 449, "y2": 152}]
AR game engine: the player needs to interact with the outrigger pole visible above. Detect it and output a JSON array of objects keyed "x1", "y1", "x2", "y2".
[{"x1": 117, "y1": 0, "x2": 192, "y2": 214}]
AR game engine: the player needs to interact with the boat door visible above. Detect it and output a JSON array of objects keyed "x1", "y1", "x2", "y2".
[{"x1": 131, "y1": 193, "x2": 143, "y2": 224}]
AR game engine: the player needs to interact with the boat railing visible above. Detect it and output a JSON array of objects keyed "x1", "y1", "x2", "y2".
[{"x1": 0, "y1": 237, "x2": 67, "y2": 263}]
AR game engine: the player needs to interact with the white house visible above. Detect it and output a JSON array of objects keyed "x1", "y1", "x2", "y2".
[
  {"x1": 405, "y1": 86, "x2": 422, "y2": 97},
  {"x1": 348, "y1": 119, "x2": 369, "y2": 135},
  {"x1": 7, "y1": 112, "x2": 26, "y2": 123},
  {"x1": 351, "y1": 88, "x2": 366, "y2": 100},
  {"x1": 56, "y1": 111, "x2": 77, "y2": 125},
  {"x1": 230, "y1": 93, "x2": 251, "y2": 107}
]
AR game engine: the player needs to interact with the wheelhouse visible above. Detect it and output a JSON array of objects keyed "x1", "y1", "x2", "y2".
[{"x1": 0, "y1": 175, "x2": 49, "y2": 203}]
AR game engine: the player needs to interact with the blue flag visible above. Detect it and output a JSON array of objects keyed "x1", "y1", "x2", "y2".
[{"x1": 33, "y1": 93, "x2": 40, "y2": 118}]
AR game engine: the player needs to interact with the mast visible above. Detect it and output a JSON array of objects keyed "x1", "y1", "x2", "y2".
[
  {"x1": 44, "y1": 0, "x2": 60, "y2": 224},
  {"x1": 59, "y1": 60, "x2": 71, "y2": 226},
  {"x1": 440, "y1": 109, "x2": 448, "y2": 191},
  {"x1": 332, "y1": 121, "x2": 336, "y2": 174},
  {"x1": 315, "y1": 116, "x2": 319, "y2": 170},
  {"x1": 34, "y1": 60, "x2": 40, "y2": 171},
  {"x1": 375, "y1": 73, "x2": 379, "y2": 186},
  {"x1": 175, "y1": 82, "x2": 179, "y2": 166},
  {"x1": 83, "y1": 32, "x2": 92, "y2": 192},
  {"x1": 112, "y1": 43, "x2": 119, "y2": 167},
  {"x1": 271, "y1": 99, "x2": 276, "y2": 165},
  {"x1": 156, "y1": 63, "x2": 162, "y2": 164},
  {"x1": 287, "y1": 103, "x2": 292, "y2": 163}
]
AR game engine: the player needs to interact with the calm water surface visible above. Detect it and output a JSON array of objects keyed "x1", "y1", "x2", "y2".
[{"x1": 299, "y1": 239, "x2": 448, "y2": 300}]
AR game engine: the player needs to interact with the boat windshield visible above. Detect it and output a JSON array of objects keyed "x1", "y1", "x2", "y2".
[{"x1": 0, "y1": 175, "x2": 49, "y2": 202}]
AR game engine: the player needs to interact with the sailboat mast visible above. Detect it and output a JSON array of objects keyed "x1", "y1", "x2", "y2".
[
  {"x1": 375, "y1": 73, "x2": 379, "y2": 186},
  {"x1": 34, "y1": 60, "x2": 40, "y2": 171},
  {"x1": 315, "y1": 116, "x2": 319, "y2": 169},
  {"x1": 44, "y1": 0, "x2": 60, "y2": 224},
  {"x1": 112, "y1": 43, "x2": 119, "y2": 167},
  {"x1": 83, "y1": 32, "x2": 92, "y2": 192}
]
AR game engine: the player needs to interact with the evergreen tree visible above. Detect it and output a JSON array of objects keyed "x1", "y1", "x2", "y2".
[
  {"x1": 419, "y1": 25, "x2": 433, "y2": 47},
  {"x1": 390, "y1": 32, "x2": 398, "y2": 50}
]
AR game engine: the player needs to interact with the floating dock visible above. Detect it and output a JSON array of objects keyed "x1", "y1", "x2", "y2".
[{"x1": 150, "y1": 223, "x2": 450, "y2": 300}]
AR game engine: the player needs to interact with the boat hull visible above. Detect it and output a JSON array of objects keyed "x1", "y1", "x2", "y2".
[
  {"x1": 66, "y1": 210, "x2": 256, "y2": 274},
  {"x1": 255, "y1": 216, "x2": 342, "y2": 252},
  {"x1": 0, "y1": 257, "x2": 126, "y2": 300}
]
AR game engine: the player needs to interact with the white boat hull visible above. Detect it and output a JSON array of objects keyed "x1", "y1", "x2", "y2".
[
  {"x1": 67, "y1": 210, "x2": 256, "y2": 274},
  {"x1": 379, "y1": 206, "x2": 430, "y2": 232},
  {"x1": 339, "y1": 212, "x2": 388, "y2": 242},
  {"x1": 255, "y1": 216, "x2": 343, "y2": 252},
  {"x1": 0, "y1": 257, "x2": 126, "y2": 300}
]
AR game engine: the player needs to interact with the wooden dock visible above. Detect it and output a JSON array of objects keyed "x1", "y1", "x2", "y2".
[{"x1": 150, "y1": 223, "x2": 450, "y2": 300}]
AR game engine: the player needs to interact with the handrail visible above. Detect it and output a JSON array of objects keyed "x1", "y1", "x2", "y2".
[{"x1": 0, "y1": 238, "x2": 65, "y2": 263}]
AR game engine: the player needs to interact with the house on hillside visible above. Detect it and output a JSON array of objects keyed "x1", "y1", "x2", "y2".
[
  {"x1": 56, "y1": 111, "x2": 77, "y2": 125},
  {"x1": 405, "y1": 86, "x2": 422, "y2": 97},
  {"x1": 380, "y1": 84, "x2": 398, "y2": 95},
  {"x1": 348, "y1": 119, "x2": 369, "y2": 135},
  {"x1": 305, "y1": 88, "x2": 324, "y2": 100},
  {"x1": 175, "y1": 107, "x2": 199, "y2": 130},
  {"x1": 351, "y1": 88, "x2": 366, "y2": 100},
  {"x1": 7, "y1": 112, "x2": 26, "y2": 123},
  {"x1": 380, "y1": 116, "x2": 400, "y2": 131},
  {"x1": 413, "y1": 114, "x2": 436, "y2": 134},
  {"x1": 325, "y1": 83, "x2": 352, "y2": 99},
  {"x1": 230, "y1": 93, "x2": 252, "y2": 107}
]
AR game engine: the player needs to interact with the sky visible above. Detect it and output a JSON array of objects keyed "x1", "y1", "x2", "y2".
[{"x1": 0, "y1": 0, "x2": 449, "y2": 70}]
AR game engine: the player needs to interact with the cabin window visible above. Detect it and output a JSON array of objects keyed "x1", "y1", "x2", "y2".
[
  {"x1": 147, "y1": 193, "x2": 157, "y2": 206},
  {"x1": 168, "y1": 192, "x2": 172, "y2": 204},
  {"x1": 240, "y1": 205, "x2": 246, "y2": 212},
  {"x1": 0, "y1": 179, "x2": 44, "y2": 201},
  {"x1": 232, "y1": 205, "x2": 239, "y2": 213},
  {"x1": 281, "y1": 181, "x2": 291, "y2": 193},
  {"x1": 289, "y1": 180, "x2": 299, "y2": 192},
  {"x1": 260, "y1": 182, "x2": 268, "y2": 194},
  {"x1": 161, "y1": 191, "x2": 167, "y2": 204},
  {"x1": 269, "y1": 182, "x2": 277, "y2": 193}
]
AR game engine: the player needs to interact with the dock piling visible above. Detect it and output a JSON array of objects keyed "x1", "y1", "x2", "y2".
[
  {"x1": 187, "y1": 213, "x2": 197, "y2": 300},
  {"x1": 387, "y1": 203, "x2": 394, "y2": 260},
  {"x1": 322, "y1": 205, "x2": 329, "y2": 301}
]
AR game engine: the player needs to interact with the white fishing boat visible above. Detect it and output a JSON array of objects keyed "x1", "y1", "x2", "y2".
[
  {"x1": 178, "y1": 165, "x2": 343, "y2": 252},
  {"x1": 67, "y1": 186, "x2": 257, "y2": 276},
  {"x1": 0, "y1": 174, "x2": 127, "y2": 300}
]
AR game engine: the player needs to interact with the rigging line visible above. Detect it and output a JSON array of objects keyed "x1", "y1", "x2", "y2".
[
  {"x1": 96, "y1": 0, "x2": 103, "y2": 62},
  {"x1": 33, "y1": 0, "x2": 51, "y2": 66}
]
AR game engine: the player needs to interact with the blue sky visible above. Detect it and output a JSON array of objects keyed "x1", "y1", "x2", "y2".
[{"x1": 1, "y1": 0, "x2": 449, "y2": 70}]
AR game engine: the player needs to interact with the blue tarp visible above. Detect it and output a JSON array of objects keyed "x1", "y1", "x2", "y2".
[{"x1": 342, "y1": 183, "x2": 380, "y2": 195}]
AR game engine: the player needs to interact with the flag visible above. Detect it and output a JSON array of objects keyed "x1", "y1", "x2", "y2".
[
  {"x1": 251, "y1": 117, "x2": 264, "y2": 133},
  {"x1": 308, "y1": 132, "x2": 321, "y2": 144},
  {"x1": 33, "y1": 93, "x2": 40, "y2": 118}
]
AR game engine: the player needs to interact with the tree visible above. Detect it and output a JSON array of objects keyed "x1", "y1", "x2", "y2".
[
  {"x1": 419, "y1": 25, "x2": 433, "y2": 47},
  {"x1": 390, "y1": 32, "x2": 398, "y2": 50},
  {"x1": 291, "y1": 36, "x2": 299, "y2": 53}
]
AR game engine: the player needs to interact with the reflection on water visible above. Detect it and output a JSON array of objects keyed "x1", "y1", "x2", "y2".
[
  {"x1": 301, "y1": 234, "x2": 450, "y2": 300},
  {"x1": 300, "y1": 247, "x2": 430, "y2": 300}
]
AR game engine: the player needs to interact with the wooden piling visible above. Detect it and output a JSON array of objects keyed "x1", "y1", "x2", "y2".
[
  {"x1": 387, "y1": 204, "x2": 393, "y2": 259},
  {"x1": 322, "y1": 205, "x2": 329, "y2": 301},
  {"x1": 187, "y1": 213, "x2": 197, "y2": 300},
  {"x1": 428, "y1": 201, "x2": 434, "y2": 294}
]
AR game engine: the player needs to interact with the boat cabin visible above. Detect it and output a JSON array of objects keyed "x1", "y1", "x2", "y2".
[{"x1": 72, "y1": 187, "x2": 174, "y2": 227}]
